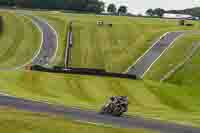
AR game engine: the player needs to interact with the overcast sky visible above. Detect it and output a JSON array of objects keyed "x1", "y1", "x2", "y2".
[{"x1": 103, "y1": 0, "x2": 200, "y2": 14}]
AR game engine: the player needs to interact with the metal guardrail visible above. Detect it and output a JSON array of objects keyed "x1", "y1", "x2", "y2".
[{"x1": 65, "y1": 22, "x2": 73, "y2": 68}]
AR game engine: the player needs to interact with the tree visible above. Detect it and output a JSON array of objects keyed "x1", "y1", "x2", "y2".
[
  {"x1": 96, "y1": 1, "x2": 105, "y2": 13},
  {"x1": 118, "y1": 5, "x2": 127, "y2": 15},
  {"x1": 0, "y1": 0, "x2": 15, "y2": 6},
  {"x1": 85, "y1": 0, "x2": 105, "y2": 13},
  {"x1": 154, "y1": 8, "x2": 165, "y2": 17},
  {"x1": 107, "y1": 3, "x2": 116, "y2": 14},
  {"x1": 146, "y1": 8, "x2": 154, "y2": 16}
]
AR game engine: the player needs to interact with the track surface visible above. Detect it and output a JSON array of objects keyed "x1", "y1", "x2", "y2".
[
  {"x1": 0, "y1": 13, "x2": 57, "y2": 70},
  {"x1": 0, "y1": 94, "x2": 200, "y2": 133},
  {"x1": 126, "y1": 32, "x2": 184, "y2": 78},
  {"x1": 31, "y1": 16, "x2": 57, "y2": 65}
]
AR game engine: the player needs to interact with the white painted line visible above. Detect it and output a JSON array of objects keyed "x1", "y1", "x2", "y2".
[
  {"x1": 160, "y1": 42, "x2": 200, "y2": 82},
  {"x1": 124, "y1": 30, "x2": 192, "y2": 74},
  {"x1": 47, "y1": 21, "x2": 59, "y2": 63},
  {"x1": 0, "y1": 12, "x2": 59, "y2": 70},
  {"x1": 20, "y1": 15, "x2": 44, "y2": 67},
  {"x1": 141, "y1": 32, "x2": 185, "y2": 78},
  {"x1": 75, "y1": 120, "x2": 113, "y2": 128},
  {"x1": 0, "y1": 92, "x2": 13, "y2": 97},
  {"x1": 34, "y1": 16, "x2": 59, "y2": 63},
  {"x1": 0, "y1": 13, "x2": 44, "y2": 70},
  {"x1": 124, "y1": 32, "x2": 170, "y2": 73}
]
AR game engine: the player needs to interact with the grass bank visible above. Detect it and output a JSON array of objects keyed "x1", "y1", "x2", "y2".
[
  {"x1": 145, "y1": 33, "x2": 200, "y2": 82},
  {"x1": 34, "y1": 11, "x2": 200, "y2": 72},
  {"x1": 167, "y1": 44, "x2": 200, "y2": 87},
  {"x1": 0, "y1": 11, "x2": 41, "y2": 69},
  {"x1": 0, "y1": 71, "x2": 200, "y2": 127}
]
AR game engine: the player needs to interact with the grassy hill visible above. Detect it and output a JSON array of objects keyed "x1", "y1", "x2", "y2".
[
  {"x1": 145, "y1": 32, "x2": 200, "y2": 88},
  {"x1": 167, "y1": 44, "x2": 200, "y2": 87},
  {"x1": 0, "y1": 11, "x2": 41, "y2": 69},
  {"x1": 1, "y1": 10, "x2": 200, "y2": 130},
  {"x1": 34, "y1": 11, "x2": 200, "y2": 72},
  {"x1": 0, "y1": 70, "x2": 200, "y2": 127},
  {"x1": 0, "y1": 107, "x2": 153, "y2": 133},
  {"x1": 145, "y1": 33, "x2": 200, "y2": 81}
]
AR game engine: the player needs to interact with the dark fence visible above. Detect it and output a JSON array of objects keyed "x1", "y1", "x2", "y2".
[{"x1": 30, "y1": 65, "x2": 137, "y2": 80}]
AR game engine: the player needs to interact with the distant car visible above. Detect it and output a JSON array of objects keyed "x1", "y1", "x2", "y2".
[{"x1": 97, "y1": 20, "x2": 104, "y2": 25}]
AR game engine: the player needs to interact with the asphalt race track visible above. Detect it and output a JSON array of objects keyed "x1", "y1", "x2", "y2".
[
  {"x1": 0, "y1": 94, "x2": 199, "y2": 133},
  {"x1": 126, "y1": 32, "x2": 184, "y2": 78},
  {"x1": 31, "y1": 16, "x2": 57, "y2": 65}
]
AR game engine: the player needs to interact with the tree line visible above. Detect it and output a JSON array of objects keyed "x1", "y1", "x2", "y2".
[
  {"x1": 0, "y1": 0, "x2": 105, "y2": 13},
  {"x1": 0, "y1": 0, "x2": 129, "y2": 14},
  {"x1": 145, "y1": 7, "x2": 200, "y2": 18},
  {"x1": 107, "y1": 3, "x2": 128, "y2": 15},
  {"x1": 145, "y1": 8, "x2": 165, "y2": 17}
]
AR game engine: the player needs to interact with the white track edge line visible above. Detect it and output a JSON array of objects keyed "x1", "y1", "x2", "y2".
[
  {"x1": 2, "y1": 13, "x2": 44, "y2": 71},
  {"x1": 124, "y1": 32, "x2": 170, "y2": 73},
  {"x1": 47, "y1": 21, "x2": 59, "y2": 63},
  {"x1": 141, "y1": 32, "x2": 185, "y2": 78},
  {"x1": 6, "y1": 13, "x2": 58, "y2": 70},
  {"x1": 75, "y1": 120, "x2": 113, "y2": 128},
  {"x1": 34, "y1": 16, "x2": 59, "y2": 64}
]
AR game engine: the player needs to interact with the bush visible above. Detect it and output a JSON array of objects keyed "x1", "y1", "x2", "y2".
[
  {"x1": 185, "y1": 23, "x2": 193, "y2": 26},
  {"x1": 178, "y1": 20, "x2": 185, "y2": 26}
]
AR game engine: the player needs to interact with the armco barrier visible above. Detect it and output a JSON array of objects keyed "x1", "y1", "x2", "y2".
[
  {"x1": 31, "y1": 65, "x2": 137, "y2": 80},
  {"x1": 65, "y1": 22, "x2": 73, "y2": 68}
]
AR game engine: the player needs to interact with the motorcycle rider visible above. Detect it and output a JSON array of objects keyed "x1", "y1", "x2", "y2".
[{"x1": 100, "y1": 96, "x2": 128, "y2": 116}]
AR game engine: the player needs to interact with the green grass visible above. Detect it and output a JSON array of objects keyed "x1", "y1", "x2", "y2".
[
  {"x1": 33, "y1": 11, "x2": 200, "y2": 72},
  {"x1": 1, "y1": 10, "x2": 200, "y2": 129},
  {"x1": 0, "y1": 71, "x2": 200, "y2": 127},
  {"x1": 0, "y1": 11, "x2": 41, "y2": 69},
  {"x1": 145, "y1": 33, "x2": 200, "y2": 82},
  {"x1": 0, "y1": 107, "x2": 154, "y2": 133},
  {"x1": 168, "y1": 45, "x2": 200, "y2": 87}
]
